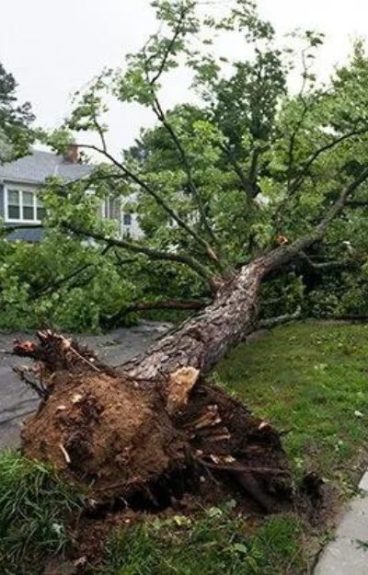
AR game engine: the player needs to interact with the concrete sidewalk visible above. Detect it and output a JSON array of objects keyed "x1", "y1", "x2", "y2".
[{"x1": 315, "y1": 471, "x2": 368, "y2": 574}]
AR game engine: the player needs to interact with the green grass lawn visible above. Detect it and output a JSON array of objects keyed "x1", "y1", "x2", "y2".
[
  {"x1": 217, "y1": 321, "x2": 368, "y2": 488},
  {"x1": 3, "y1": 321, "x2": 368, "y2": 574}
]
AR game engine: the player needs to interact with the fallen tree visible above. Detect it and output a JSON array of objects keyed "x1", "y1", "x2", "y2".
[
  {"x1": 13, "y1": 1, "x2": 368, "y2": 516},
  {"x1": 14, "y1": 173, "x2": 366, "y2": 513}
]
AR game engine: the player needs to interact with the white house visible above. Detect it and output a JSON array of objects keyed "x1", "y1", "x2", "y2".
[{"x1": 0, "y1": 146, "x2": 140, "y2": 241}]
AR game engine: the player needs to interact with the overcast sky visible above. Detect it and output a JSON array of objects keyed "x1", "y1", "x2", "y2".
[{"x1": 1, "y1": 0, "x2": 368, "y2": 154}]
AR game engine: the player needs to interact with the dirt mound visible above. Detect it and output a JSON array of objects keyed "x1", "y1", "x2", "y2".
[
  {"x1": 22, "y1": 372, "x2": 185, "y2": 501},
  {"x1": 16, "y1": 331, "x2": 294, "y2": 512}
]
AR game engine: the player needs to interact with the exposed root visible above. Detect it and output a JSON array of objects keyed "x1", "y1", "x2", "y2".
[
  {"x1": 15, "y1": 331, "x2": 296, "y2": 514},
  {"x1": 13, "y1": 365, "x2": 49, "y2": 399},
  {"x1": 13, "y1": 330, "x2": 115, "y2": 377}
]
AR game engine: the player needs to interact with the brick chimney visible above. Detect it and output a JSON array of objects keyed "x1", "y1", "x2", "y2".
[{"x1": 63, "y1": 143, "x2": 80, "y2": 164}]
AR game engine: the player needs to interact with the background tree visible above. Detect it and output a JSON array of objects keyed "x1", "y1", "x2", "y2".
[{"x1": 0, "y1": 62, "x2": 34, "y2": 162}]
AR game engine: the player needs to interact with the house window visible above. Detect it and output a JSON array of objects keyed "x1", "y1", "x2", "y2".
[
  {"x1": 6, "y1": 188, "x2": 45, "y2": 223},
  {"x1": 36, "y1": 197, "x2": 46, "y2": 221},
  {"x1": 22, "y1": 191, "x2": 34, "y2": 220},
  {"x1": 123, "y1": 213, "x2": 132, "y2": 226},
  {"x1": 7, "y1": 190, "x2": 20, "y2": 219},
  {"x1": 104, "y1": 196, "x2": 120, "y2": 220}
]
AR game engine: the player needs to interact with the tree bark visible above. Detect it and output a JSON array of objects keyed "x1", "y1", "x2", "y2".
[{"x1": 121, "y1": 260, "x2": 263, "y2": 380}]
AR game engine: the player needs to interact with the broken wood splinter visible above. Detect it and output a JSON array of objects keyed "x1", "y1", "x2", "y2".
[{"x1": 59, "y1": 443, "x2": 71, "y2": 465}]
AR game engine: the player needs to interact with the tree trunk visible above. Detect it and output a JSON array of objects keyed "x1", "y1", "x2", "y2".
[
  {"x1": 122, "y1": 259, "x2": 266, "y2": 380},
  {"x1": 121, "y1": 239, "x2": 303, "y2": 380},
  {"x1": 14, "y1": 248, "x2": 310, "y2": 513}
]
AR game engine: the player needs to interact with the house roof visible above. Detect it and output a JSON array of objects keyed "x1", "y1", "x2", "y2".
[{"x1": 0, "y1": 149, "x2": 94, "y2": 185}]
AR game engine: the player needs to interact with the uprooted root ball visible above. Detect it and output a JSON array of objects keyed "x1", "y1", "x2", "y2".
[
  {"x1": 21, "y1": 372, "x2": 187, "y2": 502},
  {"x1": 17, "y1": 331, "x2": 294, "y2": 512}
]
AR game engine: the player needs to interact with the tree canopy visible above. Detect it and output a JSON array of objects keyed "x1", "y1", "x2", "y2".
[{"x1": 3, "y1": 0, "x2": 368, "y2": 330}]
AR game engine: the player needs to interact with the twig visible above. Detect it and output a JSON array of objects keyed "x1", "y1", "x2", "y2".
[
  {"x1": 258, "y1": 307, "x2": 302, "y2": 329},
  {"x1": 68, "y1": 345, "x2": 101, "y2": 373},
  {"x1": 59, "y1": 443, "x2": 71, "y2": 465}
]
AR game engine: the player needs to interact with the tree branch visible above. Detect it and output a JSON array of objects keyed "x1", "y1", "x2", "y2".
[
  {"x1": 32, "y1": 245, "x2": 111, "y2": 300},
  {"x1": 78, "y1": 143, "x2": 219, "y2": 265},
  {"x1": 112, "y1": 249, "x2": 139, "y2": 267},
  {"x1": 148, "y1": 4, "x2": 188, "y2": 87},
  {"x1": 105, "y1": 298, "x2": 208, "y2": 327},
  {"x1": 285, "y1": 45, "x2": 317, "y2": 192},
  {"x1": 299, "y1": 251, "x2": 358, "y2": 271},
  {"x1": 346, "y1": 199, "x2": 368, "y2": 208},
  {"x1": 33, "y1": 262, "x2": 93, "y2": 299},
  {"x1": 290, "y1": 126, "x2": 368, "y2": 194},
  {"x1": 220, "y1": 142, "x2": 262, "y2": 199},
  {"x1": 126, "y1": 299, "x2": 207, "y2": 313},
  {"x1": 151, "y1": 97, "x2": 222, "y2": 259},
  {"x1": 140, "y1": 17, "x2": 222, "y2": 262},
  {"x1": 286, "y1": 100, "x2": 310, "y2": 191},
  {"x1": 274, "y1": 126, "x2": 368, "y2": 229},
  {"x1": 62, "y1": 222, "x2": 219, "y2": 292},
  {"x1": 258, "y1": 306, "x2": 302, "y2": 329},
  {"x1": 91, "y1": 111, "x2": 108, "y2": 153},
  {"x1": 248, "y1": 146, "x2": 263, "y2": 195},
  {"x1": 316, "y1": 166, "x2": 368, "y2": 235},
  {"x1": 262, "y1": 166, "x2": 368, "y2": 273}
]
